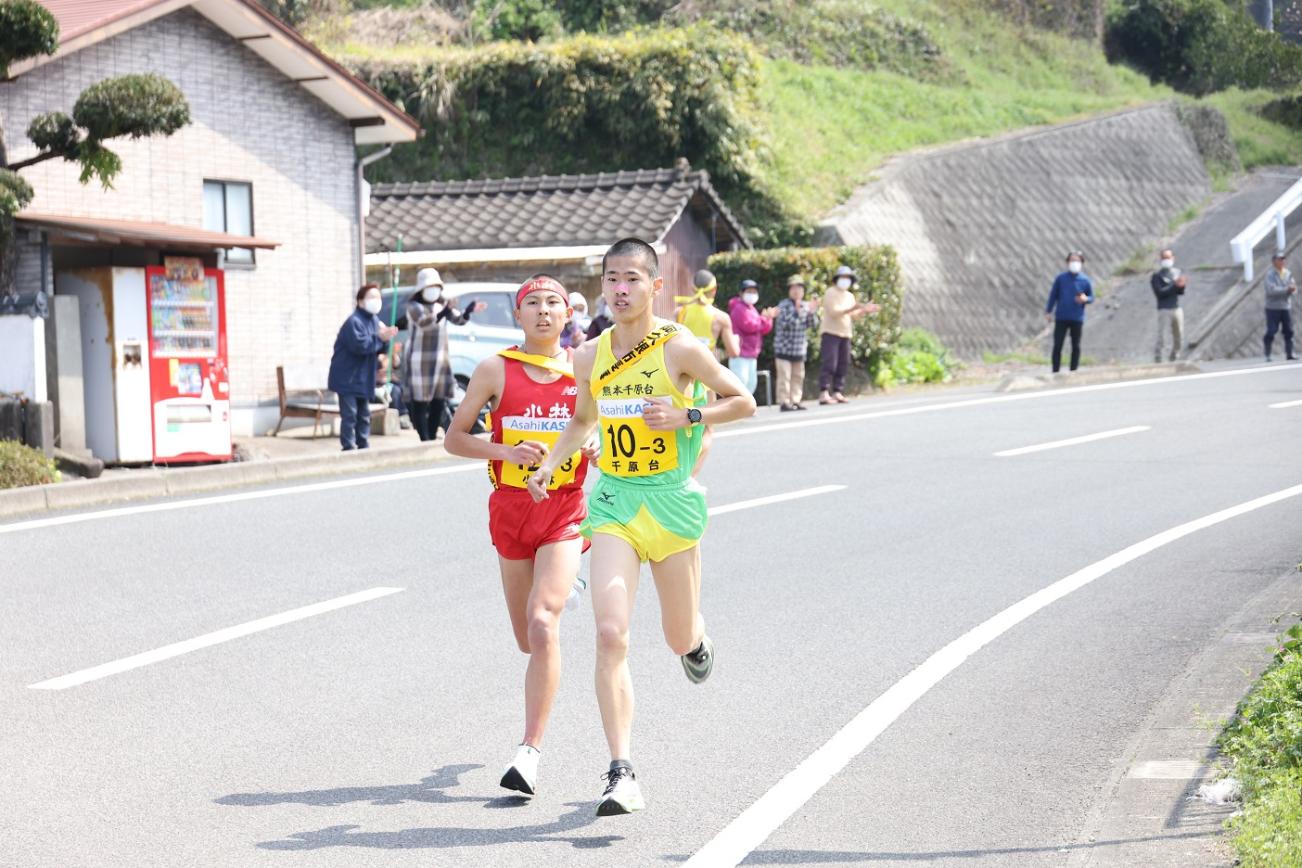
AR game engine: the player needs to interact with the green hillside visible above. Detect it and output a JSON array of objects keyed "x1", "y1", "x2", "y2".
[{"x1": 298, "y1": 0, "x2": 1302, "y2": 242}]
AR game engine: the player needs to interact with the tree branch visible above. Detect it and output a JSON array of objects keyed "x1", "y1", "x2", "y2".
[{"x1": 6, "y1": 149, "x2": 65, "y2": 173}]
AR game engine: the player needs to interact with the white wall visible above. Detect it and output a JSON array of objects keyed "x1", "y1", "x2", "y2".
[{"x1": 0, "y1": 316, "x2": 48, "y2": 403}]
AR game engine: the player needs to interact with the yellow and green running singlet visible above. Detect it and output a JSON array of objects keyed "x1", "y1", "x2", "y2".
[
  {"x1": 583, "y1": 321, "x2": 709, "y2": 561},
  {"x1": 676, "y1": 302, "x2": 717, "y2": 349}
]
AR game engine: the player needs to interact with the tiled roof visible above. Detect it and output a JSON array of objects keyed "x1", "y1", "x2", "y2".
[
  {"x1": 366, "y1": 166, "x2": 749, "y2": 254},
  {"x1": 38, "y1": 0, "x2": 164, "y2": 42}
]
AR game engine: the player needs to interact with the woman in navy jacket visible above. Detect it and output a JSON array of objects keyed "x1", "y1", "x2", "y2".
[
  {"x1": 328, "y1": 284, "x2": 398, "y2": 450},
  {"x1": 1044, "y1": 251, "x2": 1094, "y2": 373}
]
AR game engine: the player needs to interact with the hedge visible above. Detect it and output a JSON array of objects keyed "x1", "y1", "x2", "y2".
[
  {"x1": 706, "y1": 245, "x2": 903, "y2": 392},
  {"x1": 351, "y1": 24, "x2": 769, "y2": 218},
  {"x1": 0, "y1": 439, "x2": 59, "y2": 489}
]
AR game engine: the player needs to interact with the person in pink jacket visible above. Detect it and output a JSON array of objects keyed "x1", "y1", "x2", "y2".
[{"x1": 728, "y1": 279, "x2": 777, "y2": 395}]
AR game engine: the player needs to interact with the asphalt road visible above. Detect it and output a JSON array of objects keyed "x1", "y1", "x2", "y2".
[{"x1": 5, "y1": 362, "x2": 1302, "y2": 868}]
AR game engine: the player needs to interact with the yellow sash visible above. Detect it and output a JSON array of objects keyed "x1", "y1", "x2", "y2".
[
  {"x1": 591, "y1": 324, "x2": 679, "y2": 394},
  {"x1": 497, "y1": 349, "x2": 574, "y2": 379}
]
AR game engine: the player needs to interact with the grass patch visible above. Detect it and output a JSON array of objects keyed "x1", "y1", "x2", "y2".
[
  {"x1": 1199, "y1": 89, "x2": 1302, "y2": 169},
  {"x1": 1219, "y1": 621, "x2": 1302, "y2": 867},
  {"x1": 756, "y1": 2, "x2": 1168, "y2": 219},
  {"x1": 1167, "y1": 201, "x2": 1205, "y2": 233},
  {"x1": 0, "y1": 440, "x2": 59, "y2": 489},
  {"x1": 982, "y1": 350, "x2": 1050, "y2": 365}
]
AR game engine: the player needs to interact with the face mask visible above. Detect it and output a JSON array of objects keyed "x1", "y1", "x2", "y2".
[
  {"x1": 1160, "y1": 259, "x2": 1174, "y2": 269},
  {"x1": 743, "y1": 292, "x2": 759, "y2": 305},
  {"x1": 363, "y1": 298, "x2": 382, "y2": 315},
  {"x1": 575, "y1": 313, "x2": 592, "y2": 330},
  {"x1": 836, "y1": 278, "x2": 852, "y2": 290},
  {"x1": 1067, "y1": 262, "x2": 1082, "y2": 275},
  {"x1": 421, "y1": 288, "x2": 440, "y2": 302}
]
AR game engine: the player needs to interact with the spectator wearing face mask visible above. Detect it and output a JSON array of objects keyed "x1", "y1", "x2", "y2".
[
  {"x1": 727, "y1": 279, "x2": 777, "y2": 395},
  {"x1": 818, "y1": 265, "x2": 878, "y2": 404},
  {"x1": 562, "y1": 291, "x2": 591, "y2": 348},
  {"x1": 1264, "y1": 251, "x2": 1298, "y2": 362},
  {"x1": 1150, "y1": 248, "x2": 1186, "y2": 362},
  {"x1": 404, "y1": 267, "x2": 484, "y2": 441},
  {"x1": 585, "y1": 296, "x2": 614, "y2": 340},
  {"x1": 1044, "y1": 250, "x2": 1094, "y2": 373},
  {"x1": 328, "y1": 283, "x2": 399, "y2": 451}
]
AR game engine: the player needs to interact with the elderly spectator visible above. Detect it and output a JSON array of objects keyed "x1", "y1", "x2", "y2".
[
  {"x1": 773, "y1": 274, "x2": 819, "y2": 411},
  {"x1": 585, "y1": 296, "x2": 613, "y2": 340},
  {"x1": 1264, "y1": 251, "x2": 1299, "y2": 362},
  {"x1": 328, "y1": 283, "x2": 398, "y2": 451},
  {"x1": 404, "y1": 267, "x2": 483, "y2": 441},
  {"x1": 728, "y1": 278, "x2": 776, "y2": 395},
  {"x1": 819, "y1": 265, "x2": 878, "y2": 404},
  {"x1": 562, "y1": 291, "x2": 590, "y2": 348},
  {"x1": 1151, "y1": 248, "x2": 1186, "y2": 362}
]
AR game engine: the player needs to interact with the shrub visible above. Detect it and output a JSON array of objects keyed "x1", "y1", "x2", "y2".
[
  {"x1": 1105, "y1": 0, "x2": 1302, "y2": 95},
  {"x1": 875, "y1": 328, "x2": 957, "y2": 388},
  {"x1": 0, "y1": 439, "x2": 59, "y2": 489},
  {"x1": 705, "y1": 245, "x2": 903, "y2": 391},
  {"x1": 1260, "y1": 94, "x2": 1302, "y2": 131},
  {"x1": 352, "y1": 25, "x2": 791, "y2": 237}
]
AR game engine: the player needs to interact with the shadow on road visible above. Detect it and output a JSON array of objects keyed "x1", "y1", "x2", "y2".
[{"x1": 216, "y1": 763, "x2": 621, "y2": 851}]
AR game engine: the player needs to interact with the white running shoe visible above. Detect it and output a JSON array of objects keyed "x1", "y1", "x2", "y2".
[
  {"x1": 565, "y1": 576, "x2": 589, "y2": 612},
  {"x1": 500, "y1": 744, "x2": 540, "y2": 796},
  {"x1": 596, "y1": 762, "x2": 644, "y2": 816}
]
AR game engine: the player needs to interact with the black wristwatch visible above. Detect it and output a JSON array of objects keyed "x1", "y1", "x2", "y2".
[{"x1": 686, "y1": 408, "x2": 703, "y2": 425}]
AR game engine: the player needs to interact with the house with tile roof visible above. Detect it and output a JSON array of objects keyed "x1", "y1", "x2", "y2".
[
  {"x1": 364, "y1": 162, "x2": 750, "y2": 318},
  {"x1": 0, "y1": 0, "x2": 419, "y2": 449}
]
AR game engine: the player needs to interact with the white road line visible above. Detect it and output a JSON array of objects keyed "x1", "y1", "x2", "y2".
[
  {"x1": 716, "y1": 363, "x2": 1302, "y2": 440},
  {"x1": 684, "y1": 482, "x2": 1302, "y2": 868},
  {"x1": 708, "y1": 485, "x2": 845, "y2": 516},
  {"x1": 994, "y1": 426, "x2": 1150, "y2": 457},
  {"x1": 1269, "y1": 399, "x2": 1302, "y2": 409},
  {"x1": 28, "y1": 587, "x2": 405, "y2": 690},
  {"x1": 0, "y1": 463, "x2": 481, "y2": 537}
]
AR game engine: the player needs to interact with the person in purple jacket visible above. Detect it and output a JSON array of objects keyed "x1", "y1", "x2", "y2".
[
  {"x1": 728, "y1": 278, "x2": 777, "y2": 394},
  {"x1": 1044, "y1": 250, "x2": 1094, "y2": 373}
]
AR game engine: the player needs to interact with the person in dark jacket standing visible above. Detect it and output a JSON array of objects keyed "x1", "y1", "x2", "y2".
[
  {"x1": 773, "y1": 274, "x2": 819, "y2": 411},
  {"x1": 404, "y1": 267, "x2": 483, "y2": 441},
  {"x1": 1150, "y1": 248, "x2": 1186, "y2": 362},
  {"x1": 328, "y1": 283, "x2": 398, "y2": 451},
  {"x1": 1044, "y1": 251, "x2": 1094, "y2": 373}
]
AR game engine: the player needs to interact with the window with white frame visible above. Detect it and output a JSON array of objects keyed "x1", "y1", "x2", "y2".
[{"x1": 202, "y1": 180, "x2": 255, "y2": 265}]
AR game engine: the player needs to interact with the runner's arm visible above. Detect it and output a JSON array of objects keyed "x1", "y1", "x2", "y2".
[
  {"x1": 644, "y1": 338, "x2": 755, "y2": 430},
  {"x1": 527, "y1": 347, "x2": 599, "y2": 500},
  {"x1": 443, "y1": 357, "x2": 545, "y2": 465},
  {"x1": 714, "y1": 309, "x2": 740, "y2": 358}
]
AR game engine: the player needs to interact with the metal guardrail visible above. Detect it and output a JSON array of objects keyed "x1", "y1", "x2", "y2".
[{"x1": 1231, "y1": 176, "x2": 1302, "y2": 282}]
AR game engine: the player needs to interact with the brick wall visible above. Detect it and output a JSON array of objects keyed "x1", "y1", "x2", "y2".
[{"x1": 0, "y1": 9, "x2": 359, "y2": 424}]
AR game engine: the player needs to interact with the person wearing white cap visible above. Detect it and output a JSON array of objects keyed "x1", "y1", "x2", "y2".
[
  {"x1": 562, "y1": 291, "x2": 591, "y2": 349},
  {"x1": 404, "y1": 267, "x2": 484, "y2": 440}
]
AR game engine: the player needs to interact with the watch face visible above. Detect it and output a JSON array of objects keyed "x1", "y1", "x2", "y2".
[{"x1": 688, "y1": 408, "x2": 702, "y2": 424}]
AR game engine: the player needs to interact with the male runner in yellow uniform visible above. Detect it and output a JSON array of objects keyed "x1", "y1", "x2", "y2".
[
  {"x1": 528, "y1": 238, "x2": 756, "y2": 816},
  {"x1": 673, "y1": 268, "x2": 739, "y2": 473}
]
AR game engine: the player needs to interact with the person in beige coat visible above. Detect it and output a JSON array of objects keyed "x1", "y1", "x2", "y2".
[{"x1": 818, "y1": 265, "x2": 878, "y2": 404}]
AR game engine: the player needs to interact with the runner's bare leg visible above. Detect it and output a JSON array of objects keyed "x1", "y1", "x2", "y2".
[
  {"x1": 590, "y1": 533, "x2": 641, "y2": 760},
  {"x1": 649, "y1": 545, "x2": 704, "y2": 656}
]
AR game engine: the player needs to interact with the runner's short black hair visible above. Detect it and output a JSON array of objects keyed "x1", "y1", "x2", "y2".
[{"x1": 603, "y1": 238, "x2": 659, "y2": 279}]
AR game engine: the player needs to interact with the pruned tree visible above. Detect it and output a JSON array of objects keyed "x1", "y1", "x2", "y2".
[{"x1": 0, "y1": 0, "x2": 191, "y2": 312}]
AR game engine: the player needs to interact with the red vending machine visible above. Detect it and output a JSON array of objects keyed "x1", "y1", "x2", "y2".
[{"x1": 145, "y1": 260, "x2": 232, "y2": 463}]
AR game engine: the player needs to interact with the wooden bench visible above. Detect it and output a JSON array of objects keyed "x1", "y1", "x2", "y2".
[{"x1": 273, "y1": 365, "x2": 338, "y2": 438}]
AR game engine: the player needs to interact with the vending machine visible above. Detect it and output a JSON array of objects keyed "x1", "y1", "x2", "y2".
[
  {"x1": 145, "y1": 261, "x2": 232, "y2": 463},
  {"x1": 63, "y1": 262, "x2": 232, "y2": 464}
]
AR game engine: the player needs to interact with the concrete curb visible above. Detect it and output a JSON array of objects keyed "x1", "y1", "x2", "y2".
[
  {"x1": 0, "y1": 442, "x2": 450, "y2": 519},
  {"x1": 996, "y1": 361, "x2": 1202, "y2": 393},
  {"x1": 1070, "y1": 564, "x2": 1302, "y2": 868}
]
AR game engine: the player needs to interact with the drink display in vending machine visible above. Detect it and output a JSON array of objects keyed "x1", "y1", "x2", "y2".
[{"x1": 145, "y1": 259, "x2": 232, "y2": 462}]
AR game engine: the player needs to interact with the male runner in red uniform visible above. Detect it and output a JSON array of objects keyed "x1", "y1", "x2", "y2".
[{"x1": 444, "y1": 274, "x2": 593, "y2": 798}]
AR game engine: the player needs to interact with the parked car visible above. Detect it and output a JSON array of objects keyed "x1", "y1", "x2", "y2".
[{"x1": 378, "y1": 282, "x2": 524, "y2": 431}]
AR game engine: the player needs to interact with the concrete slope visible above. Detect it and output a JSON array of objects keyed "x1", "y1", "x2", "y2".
[
  {"x1": 818, "y1": 104, "x2": 1211, "y2": 359},
  {"x1": 1088, "y1": 167, "x2": 1302, "y2": 364}
]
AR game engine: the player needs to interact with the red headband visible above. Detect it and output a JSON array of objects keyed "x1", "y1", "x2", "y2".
[{"x1": 516, "y1": 276, "x2": 569, "y2": 308}]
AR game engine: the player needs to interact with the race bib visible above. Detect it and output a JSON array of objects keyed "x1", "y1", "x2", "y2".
[
  {"x1": 597, "y1": 399, "x2": 678, "y2": 477},
  {"x1": 499, "y1": 416, "x2": 580, "y2": 489}
]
